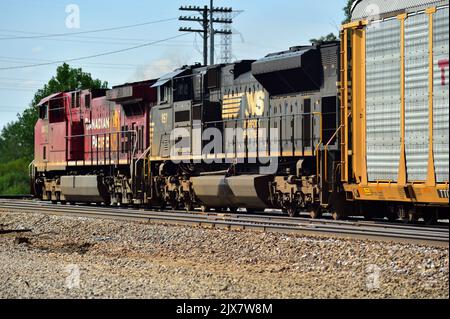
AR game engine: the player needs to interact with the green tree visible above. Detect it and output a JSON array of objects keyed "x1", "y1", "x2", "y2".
[
  {"x1": 0, "y1": 63, "x2": 108, "y2": 194},
  {"x1": 343, "y1": 0, "x2": 355, "y2": 24},
  {"x1": 309, "y1": 0, "x2": 355, "y2": 45},
  {"x1": 310, "y1": 33, "x2": 339, "y2": 45}
]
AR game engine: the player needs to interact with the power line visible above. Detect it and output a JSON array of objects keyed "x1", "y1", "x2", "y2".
[
  {"x1": 0, "y1": 106, "x2": 29, "y2": 112},
  {"x1": 0, "y1": 105, "x2": 27, "y2": 108},
  {"x1": 0, "y1": 57, "x2": 180, "y2": 71},
  {"x1": 0, "y1": 87, "x2": 39, "y2": 91},
  {"x1": 0, "y1": 18, "x2": 178, "y2": 40},
  {"x1": 0, "y1": 33, "x2": 190, "y2": 71},
  {"x1": 0, "y1": 28, "x2": 190, "y2": 43},
  {"x1": 0, "y1": 76, "x2": 46, "y2": 82},
  {"x1": 179, "y1": 3, "x2": 232, "y2": 66},
  {"x1": 0, "y1": 35, "x2": 195, "y2": 47},
  {"x1": 0, "y1": 110, "x2": 27, "y2": 113}
]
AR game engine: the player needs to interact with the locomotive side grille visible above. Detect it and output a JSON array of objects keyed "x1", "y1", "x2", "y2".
[{"x1": 321, "y1": 50, "x2": 338, "y2": 69}]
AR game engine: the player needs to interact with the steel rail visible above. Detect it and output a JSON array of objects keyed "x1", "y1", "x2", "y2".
[
  {"x1": 1, "y1": 199, "x2": 448, "y2": 235},
  {"x1": 0, "y1": 199, "x2": 447, "y2": 246},
  {"x1": 1, "y1": 198, "x2": 448, "y2": 232}
]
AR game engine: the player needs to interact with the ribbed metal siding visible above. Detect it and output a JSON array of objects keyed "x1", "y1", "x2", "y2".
[
  {"x1": 405, "y1": 12, "x2": 430, "y2": 182},
  {"x1": 366, "y1": 19, "x2": 402, "y2": 182},
  {"x1": 352, "y1": 0, "x2": 447, "y2": 21},
  {"x1": 433, "y1": 7, "x2": 449, "y2": 182}
]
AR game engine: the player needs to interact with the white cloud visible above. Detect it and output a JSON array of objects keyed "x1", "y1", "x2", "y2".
[{"x1": 129, "y1": 51, "x2": 194, "y2": 82}]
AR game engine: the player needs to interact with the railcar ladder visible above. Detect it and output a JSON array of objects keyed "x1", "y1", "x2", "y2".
[{"x1": 340, "y1": 28, "x2": 352, "y2": 183}]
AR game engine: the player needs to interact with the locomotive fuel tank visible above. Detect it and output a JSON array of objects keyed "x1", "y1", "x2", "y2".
[
  {"x1": 191, "y1": 175, "x2": 273, "y2": 209},
  {"x1": 60, "y1": 175, "x2": 109, "y2": 203}
]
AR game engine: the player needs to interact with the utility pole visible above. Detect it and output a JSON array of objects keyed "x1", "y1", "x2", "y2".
[
  {"x1": 179, "y1": 5, "x2": 209, "y2": 66},
  {"x1": 179, "y1": 3, "x2": 233, "y2": 66},
  {"x1": 220, "y1": 10, "x2": 243, "y2": 64},
  {"x1": 210, "y1": 0, "x2": 214, "y2": 65}
]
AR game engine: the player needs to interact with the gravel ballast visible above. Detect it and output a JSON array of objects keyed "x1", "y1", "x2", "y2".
[{"x1": 0, "y1": 210, "x2": 448, "y2": 299}]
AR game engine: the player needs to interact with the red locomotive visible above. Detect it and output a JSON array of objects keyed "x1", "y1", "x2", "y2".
[{"x1": 33, "y1": 80, "x2": 156, "y2": 206}]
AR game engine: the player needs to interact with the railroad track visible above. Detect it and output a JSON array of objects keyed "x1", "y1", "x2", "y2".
[
  {"x1": 0, "y1": 195, "x2": 34, "y2": 200},
  {"x1": 0, "y1": 199, "x2": 448, "y2": 247}
]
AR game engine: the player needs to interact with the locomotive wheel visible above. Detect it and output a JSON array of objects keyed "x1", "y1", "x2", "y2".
[
  {"x1": 386, "y1": 212, "x2": 397, "y2": 222},
  {"x1": 424, "y1": 212, "x2": 438, "y2": 225},
  {"x1": 170, "y1": 201, "x2": 179, "y2": 211},
  {"x1": 286, "y1": 207, "x2": 299, "y2": 218},
  {"x1": 200, "y1": 205, "x2": 210, "y2": 213},
  {"x1": 332, "y1": 211, "x2": 347, "y2": 221},
  {"x1": 407, "y1": 211, "x2": 418, "y2": 223},
  {"x1": 309, "y1": 207, "x2": 322, "y2": 219},
  {"x1": 51, "y1": 193, "x2": 60, "y2": 205},
  {"x1": 184, "y1": 202, "x2": 194, "y2": 212}
]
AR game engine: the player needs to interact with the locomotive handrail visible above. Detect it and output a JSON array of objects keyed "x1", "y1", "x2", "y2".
[
  {"x1": 325, "y1": 125, "x2": 343, "y2": 148},
  {"x1": 64, "y1": 130, "x2": 136, "y2": 138},
  {"x1": 132, "y1": 145, "x2": 152, "y2": 184},
  {"x1": 323, "y1": 125, "x2": 344, "y2": 184},
  {"x1": 28, "y1": 160, "x2": 35, "y2": 180},
  {"x1": 203, "y1": 111, "x2": 336, "y2": 125},
  {"x1": 130, "y1": 128, "x2": 138, "y2": 169},
  {"x1": 313, "y1": 112, "x2": 323, "y2": 186},
  {"x1": 65, "y1": 130, "x2": 137, "y2": 167},
  {"x1": 28, "y1": 160, "x2": 36, "y2": 197}
]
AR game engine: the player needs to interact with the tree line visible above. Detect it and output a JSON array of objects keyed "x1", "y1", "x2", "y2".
[
  {"x1": 0, "y1": 63, "x2": 107, "y2": 195},
  {"x1": 310, "y1": 0, "x2": 354, "y2": 44}
]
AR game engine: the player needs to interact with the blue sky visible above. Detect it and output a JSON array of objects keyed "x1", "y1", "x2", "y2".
[{"x1": 0, "y1": 0, "x2": 346, "y2": 130}]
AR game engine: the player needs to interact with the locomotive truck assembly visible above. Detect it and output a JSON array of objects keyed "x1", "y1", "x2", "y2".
[{"x1": 30, "y1": 0, "x2": 449, "y2": 223}]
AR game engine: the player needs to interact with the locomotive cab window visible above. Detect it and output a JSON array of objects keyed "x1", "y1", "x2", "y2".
[
  {"x1": 48, "y1": 100, "x2": 65, "y2": 123},
  {"x1": 174, "y1": 77, "x2": 193, "y2": 102},
  {"x1": 71, "y1": 92, "x2": 81, "y2": 109},
  {"x1": 85, "y1": 94, "x2": 91, "y2": 109},
  {"x1": 159, "y1": 85, "x2": 170, "y2": 104},
  {"x1": 39, "y1": 104, "x2": 48, "y2": 120}
]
